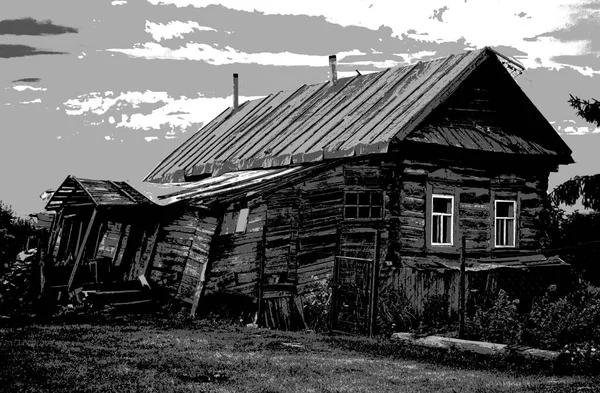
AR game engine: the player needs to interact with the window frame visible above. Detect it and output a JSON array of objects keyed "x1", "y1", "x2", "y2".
[
  {"x1": 343, "y1": 190, "x2": 384, "y2": 221},
  {"x1": 430, "y1": 194, "x2": 455, "y2": 246},
  {"x1": 494, "y1": 199, "x2": 516, "y2": 248}
]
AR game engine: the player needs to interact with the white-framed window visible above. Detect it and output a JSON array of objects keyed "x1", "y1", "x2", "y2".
[
  {"x1": 495, "y1": 200, "x2": 516, "y2": 247},
  {"x1": 431, "y1": 195, "x2": 454, "y2": 246},
  {"x1": 344, "y1": 191, "x2": 383, "y2": 219}
]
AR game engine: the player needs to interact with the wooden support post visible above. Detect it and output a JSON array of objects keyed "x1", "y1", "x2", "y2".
[
  {"x1": 67, "y1": 209, "x2": 98, "y2": 292},
  {"x1": 190, "y1": 216, "x2": 221, "y2": 317},
  {"x1": 459, "y1": 236, "x2": 466, "y2": 339},
  {"x1": 256, "y1": 223, "x2": 266, "y2": 327},
  {"x1": 47, "y1": 209, "x2": 64, "y2": 255},
  {"x1": 190, "y1": 261, "x2": 209, "y2": 317}
]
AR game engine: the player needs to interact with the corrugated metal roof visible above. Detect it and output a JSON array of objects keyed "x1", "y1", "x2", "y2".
[
  {"x1": 45, "y1": 176, "x2": 151, "y2": 211},
  {"x1": 145, "y1": 47, "x2": 572, "y2": 184}
]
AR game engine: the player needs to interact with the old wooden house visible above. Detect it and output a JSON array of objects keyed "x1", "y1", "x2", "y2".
[{"x1": 44, "y1": 47, "x2": 572, "y2": 333}]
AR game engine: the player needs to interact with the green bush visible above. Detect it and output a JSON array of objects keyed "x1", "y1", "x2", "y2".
[
  {"x1": 302, "y1": 276, "x2": 331, "y2": 332},
  {"x1": 523, "y1": 283, "x2": 600, "y2": 351},
  {"x1": 377, "y1": 287, "x2": 416, "y2": 335},
  {"x1": 471, "y1": 290, "x2": 523, "y2": 345},
  {"x1": 418, "y1": 294, "x2": 453, "y2": 334}
]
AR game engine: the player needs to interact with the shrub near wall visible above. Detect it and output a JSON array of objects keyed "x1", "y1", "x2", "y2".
[{"x1": 468, "y1": 283, "x2": 600, "y2": 372}]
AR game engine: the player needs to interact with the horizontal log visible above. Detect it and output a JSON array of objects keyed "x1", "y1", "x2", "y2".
[{"x1": 391, "y1": 333, "x2": 561, "y2": 362}]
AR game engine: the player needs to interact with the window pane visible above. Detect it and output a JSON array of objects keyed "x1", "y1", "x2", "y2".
[
  {"x1": 345, "y1": 193, "x2": 357, "y2": 205},
  {"x1": 432, "y1": 216, "x2": 440, "y2": 243},
  {"x1": 433, "y1": 197, "x2": 452, "y2": 214},
  {"x1": 358, "y1": 206, "x2": 370, "y2": 218},
  {"x1": 235, "y1": 208, "x2": 249, "y2": 233},
  {"x1": 371, "y1": 192, "x2": 382, "y2": 205},
  {"x1": 358, "y1": 193, "x2": 370, "y2": 205},
  {"x1": 442, "y1": 216, "x2": 451, "y2": 244},
  {"x1": 506, "y1": 219, "x2": 514, "y2": 246},
  {"x1": 371, "y1": 207, "x2": 382, "y2": 218},
  {"x1": 496, "y1": 201, "x2": 514, "y2": 218},
  {"x1": 345, "y1": 207, "x2": 357, "y2": 218},
  {"x1": 495, "y1": 219, "x2": 504, "y2": 245}
]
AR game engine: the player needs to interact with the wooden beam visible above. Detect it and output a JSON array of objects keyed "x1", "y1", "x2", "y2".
[
  {"x1": 190, "y1": 216, "x2": 221, "y2": 317},
  {"x1": 190, "y1": 257, "x2": 209, "y2": 317},
  {"x1": 67, "y1": 208, "x2": 98, "y2": 292},
  {"x1": 46, "y1": 209, "x2": 64, "y2": 255}
]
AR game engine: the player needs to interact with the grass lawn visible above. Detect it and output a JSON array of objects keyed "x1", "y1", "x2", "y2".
[{"x1": 0, "y1": 315, "x2": 598, "y2": 393}]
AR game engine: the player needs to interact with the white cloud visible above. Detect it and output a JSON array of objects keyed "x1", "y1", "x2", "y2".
[
  {"x1": 20, "y1": 98, "x2": 42, "y2": 104},
  {"x1": 561, "y1": 125, "x2": 600, "y2": 135},
  {"x1": 63, "y1": 90, "x2": 263, "y2": 133},
  {"x1": 145, "y1": 20, "x2": 216, "y2": 42},
  {"x1": 107, "y1": 42, "x2": 363, "y2": 67},
  {"x1": 12, "y1": 85, "x2": 47, "y2": 92},
  {"x1": 111, "y1": 0, "x2": 127, "y2": 5},
  {"x1": 145, "y1": 0, "x2": 587, "y2": 74},
  {"x1": 145, "y1": 136, "x2": 159, "y2": 142}
]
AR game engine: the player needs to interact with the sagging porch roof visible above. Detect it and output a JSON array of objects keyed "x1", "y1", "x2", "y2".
[
  {"x1": 402, "y1": 254, "x2": 569, "y2": 272},
  {"x1": 137, "y1": 161, "x2": 334, "y2": 207},
  {"x1": 45, "y1": 176, "x2": 152, "y2": 211}
]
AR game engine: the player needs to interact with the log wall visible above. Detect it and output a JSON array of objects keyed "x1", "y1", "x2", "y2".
[{"x1": 205, "y1": 203, "x2": 266, "y2": 299}]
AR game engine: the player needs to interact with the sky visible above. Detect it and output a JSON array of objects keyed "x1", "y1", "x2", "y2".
[{"x1": 1, "y1": 0, "x2": 600, "y2": 216}]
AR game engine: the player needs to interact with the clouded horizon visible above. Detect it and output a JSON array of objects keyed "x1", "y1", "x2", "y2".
[{"x1": 1, "y1": 0, "x2": 600, "y2": 216}]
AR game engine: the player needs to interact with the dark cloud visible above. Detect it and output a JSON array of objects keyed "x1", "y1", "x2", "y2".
[
  {"x1": 552, "y1": 53, "x2": 600, "y2": 70},
  {"x1": 515, "y1": 12, "x2": 531, "y2": 19},
  {"x1": 430, "y1": 6, "x2": 449, "y2": 22},
  {"x1": 12, "y1": 77, "x2": 41, "y2": 83},
  {"x1": 0, "y1": 17, "x2": 78, "y2": 35},
  {"x1": 0, "y1": 44, "x2": 66, "y2": 58},
  {"x1": 406, "y1": 29, "x2": 429, "y2": 36}
]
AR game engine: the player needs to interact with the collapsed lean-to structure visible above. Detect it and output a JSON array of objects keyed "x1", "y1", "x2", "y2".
[{"x1": 44, "y1": 47, "x2": 573, "y2": 334}]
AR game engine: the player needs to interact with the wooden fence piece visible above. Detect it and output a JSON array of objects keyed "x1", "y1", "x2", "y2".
[{"x1": 67, "y1": 208, "x2": 98, "y2": 292}]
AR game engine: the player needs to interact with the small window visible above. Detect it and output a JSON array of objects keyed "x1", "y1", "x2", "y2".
[
  {"x1": 221, "y1": 208, "x2": 250, "y2": 235},
  {"x1": 495, "y1": 200, "x2": 516, "y2": 247},
  {"x1": 235, "y1": 208, "x2": 249, "y2": 233},
  {"x1": 344, "y1": 191, "x2": 383, "y2": 219},
  {"x1": 431, "y1": 195, "x2": 453, "y2": 245}
]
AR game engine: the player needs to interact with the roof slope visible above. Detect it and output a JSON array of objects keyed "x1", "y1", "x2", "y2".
[
  {"x1": 146, "y1": 47, "x2": 572, "y2": 183},
  {"x1": 46, "y1": 176, "x2": 151, "y2": 211}
]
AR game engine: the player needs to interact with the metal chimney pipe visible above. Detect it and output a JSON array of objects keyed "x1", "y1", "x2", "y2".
[
  {"x1": 233, "y1": 73, "x2": 239, "y2": 110},
  {"x1": 329, "y1": 55, "x2": 337, "y2": 86}
]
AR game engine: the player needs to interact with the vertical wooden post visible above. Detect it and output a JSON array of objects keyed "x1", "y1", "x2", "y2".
[
  {"x1": 368, "y1": 231, "x2": 381, "y2": 337},
  {"x1": 256, "y1": 221, "x2": 266, "y2": 327},
  {"x1": 459, "y1": 236, "x2": 466, "y2": 339},
  {"x1": 67, "y1": 209, "x2": 98, "y2": 292}
]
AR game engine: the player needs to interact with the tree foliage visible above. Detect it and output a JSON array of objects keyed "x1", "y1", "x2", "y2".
[
  {"x1": 549, "y1": 175, "x2": 600, "y2": 211},
  {"x1": 549, "y1": 95, "x2": 600, "y2": 211},
  {"x1": 569, "y1": 94, "x2": 600, "y2": 127}
]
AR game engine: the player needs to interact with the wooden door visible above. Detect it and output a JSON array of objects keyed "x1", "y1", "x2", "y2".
[{"x1": 332, "y1": 229, "x2": 378, "y2": 335}]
